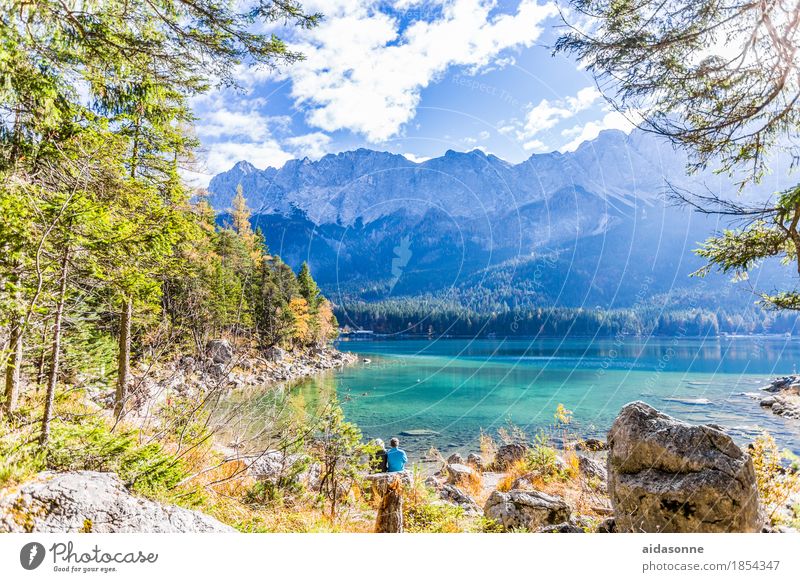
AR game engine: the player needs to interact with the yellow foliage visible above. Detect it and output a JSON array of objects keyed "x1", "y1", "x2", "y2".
[
  {"x1": 751, "y1": 433, "x2": 800, "y2": 525},
  {"x1": 479, "y1": 430, "x2": 497, "y2": 466},
  {"x1": 554, "y1": 403, "x2": 573, "y2": 425},
  {"x1": 287, "y1": 296, "x2": 311, "y2": 343}
]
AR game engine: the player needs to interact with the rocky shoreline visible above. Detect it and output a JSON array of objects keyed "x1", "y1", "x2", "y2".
[
  {"x1": 109, "y1": 340, "x2": 358, "y2": 419},
  {"x1": 758, "y1": 376, "x2": 800, "y2": 420},
  {"x1": 4, "y1": 400, "x2": 798, "y2": 533}
]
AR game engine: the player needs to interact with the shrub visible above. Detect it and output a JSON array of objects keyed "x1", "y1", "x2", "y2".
[
  {"x1": 751, "y1": 433, "x2": 800, "y2": 526},
  {"x1": 405, "y1": 502, "x2": 466, "y2": 533},
  {"x1": 478, "y1": 430, "x2": 497, "y2": 466}
]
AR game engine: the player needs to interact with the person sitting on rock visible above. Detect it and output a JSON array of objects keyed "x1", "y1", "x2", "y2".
[
  {"x1": 370, "y1": 438, "x2": 388, "y2": 473},
  {"x1": 386, "y1": 437, "x2": 407, "y2": 472}
]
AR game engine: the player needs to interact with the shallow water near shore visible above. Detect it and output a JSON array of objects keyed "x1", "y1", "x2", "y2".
[
  {"x1": 219, "y1": 336, "x2": 800, "y2": 458},
  {"x1": 293, "y1": 336, "x2": 800, "y2": 457}
]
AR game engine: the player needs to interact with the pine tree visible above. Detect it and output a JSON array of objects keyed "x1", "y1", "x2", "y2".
[{"x1": 297, "y1": 262, "x2": 322, "y2": 309}]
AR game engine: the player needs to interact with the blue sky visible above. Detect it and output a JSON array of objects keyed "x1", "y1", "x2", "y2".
[{"x1": 189, "y1": 0, "x2": 634, "y2": 183}]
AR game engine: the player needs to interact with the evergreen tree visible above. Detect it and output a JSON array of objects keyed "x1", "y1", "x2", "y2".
[
  {"x1": 297, "y1": 262, "x2": 322, "y2": 309},
  {"x1": 556, "y1": 0, "x2": 800, "y2": 309}
]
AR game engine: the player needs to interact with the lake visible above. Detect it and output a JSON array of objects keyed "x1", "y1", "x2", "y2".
[
  {"x1": 294, "y1": 336, "x2": 800, "y2": 456},
  {"x1": 219, "y1": 336, "x2": 800, "y2": 458}
]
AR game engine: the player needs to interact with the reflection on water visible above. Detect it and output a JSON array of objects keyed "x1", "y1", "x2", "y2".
[{"x1": 222, "y1": 337, "x2": 800, "y2": 457}]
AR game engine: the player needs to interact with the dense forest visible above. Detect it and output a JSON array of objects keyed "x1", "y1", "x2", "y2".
[
  {"x1": 0, "y1": 2, "x2": 337, "y2": 434},
  {"x1": 336, "y1": 294, "x2": 800, "y2": 338}
]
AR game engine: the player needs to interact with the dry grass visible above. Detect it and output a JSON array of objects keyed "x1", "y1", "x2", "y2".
[
  {"x1": 458, "y1": 469, "x2": 484, "y2": 498},
  {"x1": 492, "y1": 439, "x2": 610, "y2": 528},
  {"x1": 751, "y1": 433, "x2": 800, "y2": 527},
  {"x1": 479, "y1": 431, "x2": 497, "y2": 467}
]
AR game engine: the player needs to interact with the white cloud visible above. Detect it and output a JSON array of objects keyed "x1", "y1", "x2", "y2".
[
  {"x1": 285, "y1": 132, "x2": 333, "y2": 159},
  {"x1": 522, "y1": 138, "x2": 547, "y2": 151},
  {"x1": 285, "y1": 0, "x2": 558, "y2": 142},
  {"x1": 196, "y1": 108, "x2": 271, "y2": 142},
  {"x1": 204, "y1": 140, "x2": 293, "y2": 176},
  {"x1": 404, "y1": 152, "x2": 431, "y2": 163},
  {"x1": 478, "y1": 130, "x2": 491, "y2": 140},
  {"x1": 559, "y1": 111, "x2": 636, "y2": 152},
  {"x1": 519, "y1": 85, "x2": 601, "y2": 139}
]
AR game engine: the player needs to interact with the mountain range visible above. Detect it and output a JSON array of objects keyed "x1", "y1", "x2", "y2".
[{"x1": 207, "y1": 129, "x2": 791, "y2": 312}]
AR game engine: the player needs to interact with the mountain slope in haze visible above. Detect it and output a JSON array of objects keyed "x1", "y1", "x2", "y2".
[{"x1": 207, "y1": 129, "x2": 791, "y2": 311}]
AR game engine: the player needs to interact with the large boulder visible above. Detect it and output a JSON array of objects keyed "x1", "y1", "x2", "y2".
[
  {"x1": 607, "y1": 401, "x2": 762, "y2": 533},
  {"x1": 438, "y1": 484, "x2": 481, "y2": 514},
  {"x1": 494, "y1": 443, "x2": 527, "y2": 470},
  {"x1": 206, "y1": 339, "x2": 234, "y2": 364},
  {"x1": 483, "y1": 489, "x2": 571, "y2": 531},
  {"x1": 0, "y1": 471, "x2": 234, "y2": 533},
  {"x1": 446, "y1": 463, "x2": 475, "y2": 487}
]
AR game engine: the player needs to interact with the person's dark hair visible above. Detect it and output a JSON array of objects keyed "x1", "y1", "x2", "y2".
[{"x1": 389, "y1": 437, "x2": 399, "y2": 448}]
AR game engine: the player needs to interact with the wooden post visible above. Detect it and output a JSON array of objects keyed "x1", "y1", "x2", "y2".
[
  {"x1": 365, "y1": 472, "x2": 409, "y2": 533},
  {"x1": 375, "y1": 476, "x2": 403, "y2": 533}
]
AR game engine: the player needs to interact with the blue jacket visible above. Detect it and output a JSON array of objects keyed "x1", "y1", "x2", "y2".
[{"x1": 386, "y1": 447, "x2": 407, "y2": 472}]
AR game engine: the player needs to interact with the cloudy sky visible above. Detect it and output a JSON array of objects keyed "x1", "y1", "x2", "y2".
[{"x1": 190, "y1": 0, "x2": 633, "y2": 182}]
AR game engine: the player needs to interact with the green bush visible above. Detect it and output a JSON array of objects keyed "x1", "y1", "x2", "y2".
[
  {"x1": 405, "y1": 502, "x2": 466, "y2": 533},
  {"x1": 0, "y1": 413, "x2": 186, "y2": 499}
]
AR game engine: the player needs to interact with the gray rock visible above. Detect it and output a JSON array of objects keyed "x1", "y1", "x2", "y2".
[
  {"x1": 208, "y1": 362, "x2": 227, "y2": 378},
  {"x1": 446, "y1": 453, "x2": 464, "y2": 465},
  {"x1": 265, "y1": 346, "x2": 287, "y2": 362},
  {"x1": 765, "y1": 394, "x2": 800, "y2": 419},
  {"x1": 439, "y1": 484, "x2": 481, "y2": 514},
  {"x1": 398, "y1": 429, "x2": 440, "y2": 437},
  {"x1": 510, "y1": 474, "x2": 536, "y2": 490},
  {"x1": 247, "y1": 450, "x2": 294, "y2": 480},
  {"x1": 578, "y1": 454, "x2": 607, "y2": 484},
  {"x1": 511, "y1": 472, "x2": 539, "y2": 491},
  {"x1": 424, "y1": 476, "x2": 443, "y2": 489},
  {"x1": 607, "y1": 401, "x2": 762, "y2": 533},
  {"x1": 0, "y1": 471, "x2": 233, "y2": 533},
  {"x1": 596, "y1": 517, "x2": 616, "y2": 533},
  {"x1": 466, "y1": 453, "x2": 485, "y2": 471},
  {"x1": 539, "y1": 521, "x2": 584, "y2": 533},
  {"x1": 483, "y1": 489, "x2": 571, "y2": 531},
  {"x1": 179, "y1": 355, "x2": 196, "y2": 369},
  {"x1": 762, "y1": 376, "x2": 796, "y2": 393},
  {"x1": 206, "y1": 339, "x2": 233, "y2": 364},
  {"x1": 446, "y1": 463, "x2": 475, "y2": 487},
  {"x1": 494, "y1": 443, "x2": 527, "y2": 470}
]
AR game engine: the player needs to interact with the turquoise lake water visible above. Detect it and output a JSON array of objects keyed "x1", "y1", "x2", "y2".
[
  {"x1": 292, "y1": 337, "x2": 800, "y2": 456},
  {"x1": 218, "y1": 337, "x2": 800, "y2": 458}
]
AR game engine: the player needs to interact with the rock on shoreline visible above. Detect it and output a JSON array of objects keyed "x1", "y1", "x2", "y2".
[
  {"x1": 607, "y1": 401, "x2": 762, "y2": 533},
  {"x1": 759, "y1": 376, "x2": 800, "y2": 420},
  {"x1": 0, "y1": 471, "x2": 233, "y2": 533},
  {"x1": 114, "y1": 341, "x2": 357, "y2": 416}
]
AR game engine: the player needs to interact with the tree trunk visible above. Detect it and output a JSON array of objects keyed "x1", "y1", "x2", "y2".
[
  {"x1": 114, "y1": 297, "x2": 133, "y2": 420},
  {"x1": 3, "y1": 317, "x2": 23, "y2": 413},
  {"x1": 40, "y1": 248, "x2": 69, "y2": 445},
  {"x1": 35, "y1": 323, "x2": 48, "y2": 388},
  {"x1": 375, "y1": 477, "x2": 404, "y2": 533},
  {"x1": 3, "y1": 259, "x2": 23, "y2": 414}
]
